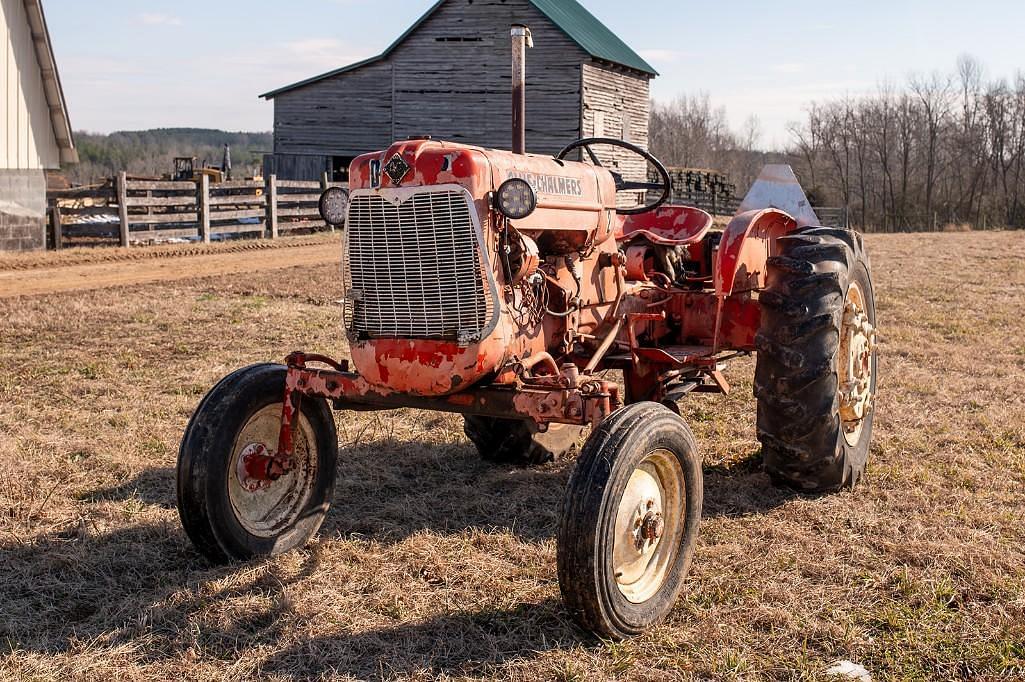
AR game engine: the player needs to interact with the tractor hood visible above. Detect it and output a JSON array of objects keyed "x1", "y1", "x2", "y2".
[{"x1": 349, "y1": 139, "x2": 618, "y2": 250}]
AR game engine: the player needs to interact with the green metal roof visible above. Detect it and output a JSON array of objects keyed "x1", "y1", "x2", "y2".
[
  {"x1": 261, "y1": 0, "x2": 656, "y2": 99},
  {"x1": 529, "y1": 0, "x2": 657, "y2": 76}
]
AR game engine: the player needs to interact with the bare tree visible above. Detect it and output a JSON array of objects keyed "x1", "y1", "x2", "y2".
[
  {"x1": 649, "y1": 57, "x2": 1025, "y2": 231},
  {"x1": 909, "y1": 73, "x2": 954, "y2": 228}
]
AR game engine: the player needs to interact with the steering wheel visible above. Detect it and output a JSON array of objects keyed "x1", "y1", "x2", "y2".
[{"x1": 555, "y1": 137, "x2": 671, "y2": 215}]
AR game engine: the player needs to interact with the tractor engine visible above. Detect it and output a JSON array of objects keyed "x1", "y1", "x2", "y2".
[{"x1": 338, "y1": 138, "x2": 621, "y2": 397}]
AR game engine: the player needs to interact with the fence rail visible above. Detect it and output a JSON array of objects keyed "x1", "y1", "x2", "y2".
[
  {"x1": 813, "y1": 207, "x2": 850, "y2": 229},
  {"x1": 48, "y1": 173, "x2": 341, "y2": 248}
]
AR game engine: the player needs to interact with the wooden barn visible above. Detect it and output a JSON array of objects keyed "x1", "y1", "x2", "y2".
[
  {"x1": 1, "y1": 0, "x2": 76, "y2": 251},
  {"x1": 261, "y1": 0, "x2": 657, "y2": 182}
]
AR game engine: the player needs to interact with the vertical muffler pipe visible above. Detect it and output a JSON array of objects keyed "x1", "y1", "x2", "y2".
[{"x1": 511, "y1": 25, "x2": 532, "y2": 155}]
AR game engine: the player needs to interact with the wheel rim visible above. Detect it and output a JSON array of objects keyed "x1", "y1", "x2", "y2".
[
  {"x1": 227, "y1": 404, "x2": 319, "y2": 538},
  {"x1": 839, "y1": 281, "x2": 877, "y2": 446},
  {"x1": 612, "y1": 448, "x2": 686, "y2": 604}
]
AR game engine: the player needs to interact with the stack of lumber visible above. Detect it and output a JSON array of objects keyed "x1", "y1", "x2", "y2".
[{"x1": 648, "y1": 167, "x2": 739, "y2": 216}]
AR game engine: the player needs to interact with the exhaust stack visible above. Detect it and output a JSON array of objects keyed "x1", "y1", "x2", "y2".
[{"x1": 511, "y1": 25, "x2": 533, "y2": 155}]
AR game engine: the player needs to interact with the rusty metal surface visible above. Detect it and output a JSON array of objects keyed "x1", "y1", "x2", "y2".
[
  {"x1": 282, "y1": 354, "x2": 621, "y2": 429},
  {"x1": 715, "y1": 208, "x2": 797, "y2": 297},
  {"x1": 261, "y1": 142, "x2": 817, "y2": 465}
]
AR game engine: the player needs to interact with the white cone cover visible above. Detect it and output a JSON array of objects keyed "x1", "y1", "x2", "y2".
[{"x1": 738, "y1": 164, "x2": 820, "y2": 227}]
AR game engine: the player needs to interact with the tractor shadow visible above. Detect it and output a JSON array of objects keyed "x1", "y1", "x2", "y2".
[
  {"x1": 2, "y1": 440, "x2": 799, "y2": 671},
  {"x1": 77, "y1": 466, "x2": 177, "y2": 509},
  {"x1": 0, "y1": 495, "x2": 582, "y2": 676},
  {"x1": 259, "y1": 599, "x2": 581, "y2": 680},
  {"x1": 72, "y1": 439, "x2": 803, "y2": 551},
  {"x1": 700, "y1": 449, "x2": 807, "y2": 518},
  {"x1": 0, "y1": 522, "x2": 243, "y2": 657},
  {"x1": 323, "y1": 438, "x2": 801, "y2": 544},
  {"x1": 320, "y1": 437, "x2": 571, "y2": 544}
]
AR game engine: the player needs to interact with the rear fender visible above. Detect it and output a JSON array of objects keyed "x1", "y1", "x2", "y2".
[{"x1": 714, "y1": 208, "x2": 797, "y2": 297}]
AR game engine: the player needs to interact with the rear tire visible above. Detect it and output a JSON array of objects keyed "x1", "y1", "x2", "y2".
[
  {"x1": 177, "y1": 364, "x2": 338, "y2": 563},
  {"x1": 755, "y1": 227, "x2": 878, "y2": 492},
  {"x1": 557, "y1": 403, "x2": 702, "y2": 639},
  {"x1": 463, "y1": 416, "x2": 585, "y2": 466}
]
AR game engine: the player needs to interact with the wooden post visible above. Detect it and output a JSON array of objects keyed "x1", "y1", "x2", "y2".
[
  {"x1": 50, "y1": 204, "x2": 63, "y2": 251},
  {"x1": 266, "y1": 174, "x2": 279, "y2": 239},
  {"x1": 117, "y1": 171, "x2": 130, "y2": 247},
  {"x1": 199, "y1": 174, "x2": 211, "y2": 244},
  {"x1": 320, "y1": 171, "x2": 332, "y2": 231}
]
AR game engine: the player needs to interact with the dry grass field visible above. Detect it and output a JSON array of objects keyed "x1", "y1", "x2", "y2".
[{"x1": 1, "y1": 231, "x2": 1023, "y2": 681}]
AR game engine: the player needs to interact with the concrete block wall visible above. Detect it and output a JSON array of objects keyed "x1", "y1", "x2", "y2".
[{"x1": 0, "y1": 169, "x2": 47, "y2": 251}]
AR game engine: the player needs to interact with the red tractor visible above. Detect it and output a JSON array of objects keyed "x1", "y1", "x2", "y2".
[{"x1": 177, "y1": 33, "x2": 877, "y2": 640}]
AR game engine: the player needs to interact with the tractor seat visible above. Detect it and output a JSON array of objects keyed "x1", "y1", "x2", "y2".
[{"x1": 617, "y1": 205, "x2": 714, "y2": 246}]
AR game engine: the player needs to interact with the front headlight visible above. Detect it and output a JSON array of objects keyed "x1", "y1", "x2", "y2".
[{"x1": 495, "y1": 178, "x2": 537, "y2": 220}]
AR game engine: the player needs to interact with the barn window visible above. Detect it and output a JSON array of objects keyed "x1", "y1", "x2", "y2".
[{"x1": 332, "y1": 156, "x2": 356, "y2": 183}]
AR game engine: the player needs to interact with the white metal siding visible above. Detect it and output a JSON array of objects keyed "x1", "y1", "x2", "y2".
[{"x1": 1, "y1": 0, "x2": 60, "y2": 170}]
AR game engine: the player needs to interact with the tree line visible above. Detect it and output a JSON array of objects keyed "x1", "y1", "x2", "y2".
[
  {"x1": 788, "y1": 57, "x2": 1024, "y2": 231},
  {"x1": 68, "y1": 129, "x2": 272, "y2": 185},
  {"x1": 650, "y1": 57, "x2": 1025, "y2": 231},
  {"x1": 68, "y1": 63, "x2": 1024, "y2": 233}
]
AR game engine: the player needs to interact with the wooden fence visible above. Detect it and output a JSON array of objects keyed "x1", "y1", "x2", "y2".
[{"x1": 48, "y1": 173, "x2": 342, "y2": 248}]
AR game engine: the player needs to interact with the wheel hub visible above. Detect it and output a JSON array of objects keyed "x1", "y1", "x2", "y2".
[
  {"x1": 838, "y1": 282, "x2": 877, "y2": 444},
  {"x1": 612, "y1": 450, "x2": 686, "y2": 604},
  {"x1": 236, "y1": 442, "x2": 291, "y2": 492},
  {"x1": 227, "y1": 405, "x2": 319, "y2": 538},
  {"x1": 640, "y1": 510, "x2": 665, "y2": 542}
]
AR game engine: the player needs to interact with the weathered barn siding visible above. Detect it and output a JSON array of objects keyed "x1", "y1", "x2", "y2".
[
  {"x1": 1, "y1": 0, "x2": 60, "y2": 170},
  {"x1": 262, "y1": 153, "x2": 330, "y2": 183},
  {"x1": 272, "y1": 60, "x2": 394, "y2": 159},
  {"x1": 267, "y1": 0, "x2": 654, "y2": 182},
  {"x1": 388, "y1": 0, "x2": 585, "y2": 154},
  {"x1": 581, "y1": 61, "x2": 650, "y2": 181}
]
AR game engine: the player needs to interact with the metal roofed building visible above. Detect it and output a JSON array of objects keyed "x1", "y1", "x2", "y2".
[
  {"x1": 1, "y1": 0, "x2": 76, "y2": 251},
  {"x1": 261, "y1": 0, "x2": 656, "y2": 181}
]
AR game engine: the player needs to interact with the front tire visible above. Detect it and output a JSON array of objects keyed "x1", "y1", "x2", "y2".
[
  {"x1": 177, "y1": 363, "x2": 338, "y2": 563},
  {"x1": 557, "y1": 403, "x2": 703, "y2": 639},
  {"x1": 755, "y1": 227, "x2": 878, "y2": 492}
]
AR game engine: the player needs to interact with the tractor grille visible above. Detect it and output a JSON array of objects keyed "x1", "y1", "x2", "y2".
[{"x1": 342, "y1": 188, "x2": 496, "y2": 341}]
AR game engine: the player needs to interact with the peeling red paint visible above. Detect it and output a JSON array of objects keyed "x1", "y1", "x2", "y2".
[
  {"x1": 295, "y1": 141, "x2": 806, "y2": 439},
  {"x1": 716, "y1": 208, "x2": 796, "y2": 296},
  {"x1": 375, "y1": 339, "x2": 461, "y2": 368}
]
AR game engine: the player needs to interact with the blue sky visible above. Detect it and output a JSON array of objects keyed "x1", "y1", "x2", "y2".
[{"x1": 46, "y1": 0, "x2": 1025, "y2": 149}]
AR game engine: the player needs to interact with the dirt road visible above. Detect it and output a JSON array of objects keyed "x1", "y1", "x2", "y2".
[{"x1": 0, "y1": 240, "x2": 341, "y2": 298}]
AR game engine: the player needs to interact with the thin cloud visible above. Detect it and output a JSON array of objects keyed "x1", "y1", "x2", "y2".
[
  {"x1": 284, "y1": 38, "x2": 356, "y2": 60},
  {"x1": 772, "y1": 63, "x2": 807, "y2": 75},
  {"x1": 638, "y1": 49, "x2": 693, "y2": 64},
  {"x1": 139, "y1": 13, "x2": 182, "y2": 27}
]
